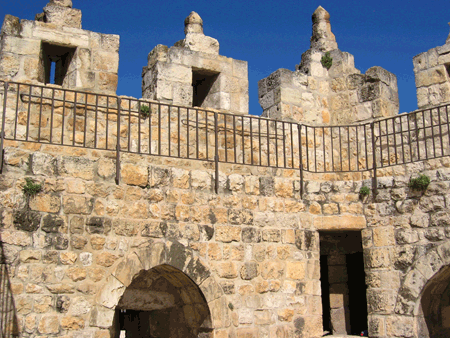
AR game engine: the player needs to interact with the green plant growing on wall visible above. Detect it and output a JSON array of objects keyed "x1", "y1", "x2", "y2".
[
  {"x1": 321, "y1": 52, "x2": 333, "y2": 70},
  {"x1": 359, "y1": 186, "x2": 370, "y2": 197},
  {"x1": 22, "y1": 178, "x2": 42, "y2": 197},
  {"x1": 409, "y1": 174, "x2": 430, "y2": 191},
  {"x1": 140, "y1": 104, "x2": 150, "y2": 118}
]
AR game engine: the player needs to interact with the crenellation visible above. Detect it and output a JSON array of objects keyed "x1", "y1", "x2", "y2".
[
  {"x1": 0, "y1": 3, "x2": 119, "y2": 94},
  {"x1": 260, "y1": 6, "x2": 399, "y2": 125},
  {"x1": 142, "y1": 12, "x2": 248, "y2": 114}
]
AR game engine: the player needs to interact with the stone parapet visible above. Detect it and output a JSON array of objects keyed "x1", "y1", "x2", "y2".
[
  {"x1": 258, "y1": 7, "x2": 399, "y2": 125},
  {"x1": 0, "y1": 2, "x2": 119, "y2": 94},
  {"x1": 142, "y1": 12, "x2": 248, "y2": 115},
  {"x1": 413, "y1": 37, "x2": 450, "y2": 109}
]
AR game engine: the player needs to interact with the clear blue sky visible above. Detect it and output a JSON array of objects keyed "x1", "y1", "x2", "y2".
[{"x1": 2, "y1": 0, "x2": 450, "y2": 115}]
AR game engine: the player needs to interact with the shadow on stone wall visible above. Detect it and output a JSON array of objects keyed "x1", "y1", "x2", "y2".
[{"x1": 0, "y1": 235, "x2": 19, "y2": 337}]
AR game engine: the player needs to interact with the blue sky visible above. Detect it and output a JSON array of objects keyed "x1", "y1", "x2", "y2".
[{"x1": 2, "y1": 0, "x2": 450, "y2": 115}]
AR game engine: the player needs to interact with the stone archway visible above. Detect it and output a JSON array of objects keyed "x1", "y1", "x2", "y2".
[
  {"x1": 394, "y1": 241, "x2": 450, "y2": 337},
  {"x1": 114, "y1": 264, "x2": 211, "y2": 338},
  {"x1": 90, "y1": 240, "x2": 230, "y2": 336}
]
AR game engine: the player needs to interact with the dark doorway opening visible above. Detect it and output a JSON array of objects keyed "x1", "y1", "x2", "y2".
[
  {"x1": 319, "y1": 231, "x2": 368, "y2": 336},
  {"x1": 347, "y1": 252, "x2": 368, "y2": 335},
  {"x1": 41, "y1": 42, "x2": 76, "y2": 85},
  {"x1": 320, "y1": 254, "x2": 331, "y2": 335},
  {"x1": 113, "y1": 264, "x2": 212, "y2": 338},
  {"x1": 192, "y1": 69, "x2": 219, "y2": 108}
]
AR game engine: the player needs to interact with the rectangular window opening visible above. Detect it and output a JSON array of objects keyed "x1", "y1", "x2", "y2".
[
  {"x1": 192, "y1": 69, "x2": 219, "y2": 108},
  {"x1": 445, "y1": 63, "x2": 450, "y2": 79},
  {"x1": 41, "y1": 42, "x2": 76, "y2": 86}
]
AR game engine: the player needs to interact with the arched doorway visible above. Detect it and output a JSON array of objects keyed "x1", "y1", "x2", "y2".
[
  {"x1": 420, "y1": 265, "x2": 450, "y2": 338},
  {"x1": 392, "y1": 242, "x2": 450, "y2": 338},
  {"x1": 112, "y1": 264, "x2": 212, "y2": 338}
]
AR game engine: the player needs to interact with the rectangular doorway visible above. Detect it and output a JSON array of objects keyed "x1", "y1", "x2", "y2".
[{"x1": 319, "y1": 231, "x2": 368, "y2": 336}]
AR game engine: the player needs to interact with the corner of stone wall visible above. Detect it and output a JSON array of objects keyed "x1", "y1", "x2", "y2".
[{"x1": 414, "y1": 36, "x2": 450, "y2": 109}]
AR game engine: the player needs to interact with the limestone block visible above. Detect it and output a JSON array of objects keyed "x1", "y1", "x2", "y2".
[
  {"x1": 286, "y1": 261, "x2": 305, "y2": 280},
  {"x1": 395, "y1": 229, "x2": 419, "y2": 244},
  {"x1": 97, "y1": 72, "x2": 118, "y2": 93},
  {"x1": 0, "y1": 53, "x2": 20, "y2": 78},
  {"x1": 158, "y1": 62, "x2": 192, "y2": 84},
  {"x1": 1, "y1": 230, "x2": 32, "y2": 247},
  {"x1": 364, "y1": 247, "x2": 392, "y2": 269},
  {"x1": 93, "y1": 50, "x2": 119, "y2": 73},
  {"x1": 215, "y1": 261, "x2": 237, "y2": 279},
  {"x1": 172, "y1": 82, "x2": 192, "y2": 106},
  {"x1": 36, "y1": 22, "x2": 88, "y2": 47},
  {"x1": 112, "y1": 252, "x2": 143, "y2": 286},
  {"x1": 233, "y1": 59, "x2": 248, "y2": 78},
  {"x1": 354, "y1": 102, "x2": 373, "y2": 121},
  {"x1": 63, "y1": 195, "x2": 93, "y2": 214},
  {"x1": 366, "y1": 66, "x2": 395, "y2": 86},
  {"x1": 385, "y1": 316, "x2": 414, "y2": 337},
  {"x1": 43, "y1": 4, "x2": 82, "y2": 29},
  {"x1": 415, "y1": 250, "x2": 443, "y2": 280},
  {"x1": 314, "y1": 215, "x2": 366, "y2": 230},
  {"x1": 147, "y1": 44, "x2": 169, "y2": 67},
  {"x1": 425, "y1": 48, "x2": 439, "y2": 69},
  {"x1": 413, "y1": 51, "x2": 430, "y2": 73},
  {"x1": 182, "y1": 33, "x2": 219, "y2": 55},
  {"x1": 416, "y1": 66, "x2": 448, "y2": 88},
  {"x1": 309, "y1": 61, "x2": 326, "y2": 77},
  {"x1": 100, "y1": 34, "x2": 120, "y2": 53},
  {"x1": 50, "y1": 0, "x2": 73, "y2": 7},
  {"x1": 96, "y1": 275, "x2": 125, "y2": 309},
  {"x1": 38, "y1": 315, "x2": 60, "y2": 334},
  {"x1": 89, "y1": 306, "x2": 115, "y2": 328},
  {"x1": 1, "y1": 36, "x2": 41, "y2": 56},
  {"x1": 29, "y1": 193, "x2": 61, "y2": 213},
  {"x1": 19, "y1": 250, "x2": 41, "y2": 263},
  {"x1": 215, "y1": 225, "x2": 241, "y2": 242},
  {"x1": 154, "y1": 79, "x2": 173, "y2": 101},
  {"x1": 1, "y1": 15, "x2": 21, "y2": 36},
  {"x1": 191, "y1": 170, "x2": 211, "y2": 190},
  {"x1": 121, "y1": 163, "x2": 148, "y2": 187}
]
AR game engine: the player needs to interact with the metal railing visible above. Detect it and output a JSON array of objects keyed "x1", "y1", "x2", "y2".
[{"x1": 1, "y1": 80, "x2": 450, "y2": 193}]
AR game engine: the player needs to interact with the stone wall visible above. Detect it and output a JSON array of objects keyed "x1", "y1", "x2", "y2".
[
  {"x1": 0, "y1": 1, "x2": 119, "y2": 94},
  {"x1": 258, "y1": 7, "x2": 399, "y2": 125},
  {"x1": 1, "y1": 139, "x2": 450, "y2": 337}
]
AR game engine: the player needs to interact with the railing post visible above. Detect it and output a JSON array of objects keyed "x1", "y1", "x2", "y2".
[
  {"x1": 0, "y1": 82, "x2": 8, "y2": 174},
  {"x1": 115, "y1": 97, "x2": 121, "y2": 185},
  {"x1": 297, "y1": 124, "x2": 303, "y2": 198},
  {"x1": 214, "y1": 112, "x2": 219, "y2": 194},
  {"x1": 371, "y1": 122, "x2": 377, "y2": 197}
]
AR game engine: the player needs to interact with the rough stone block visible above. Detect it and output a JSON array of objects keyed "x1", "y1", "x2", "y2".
[
  {"x1": 1, "y1": 15, "x2": 21, "y2": 36},
  {"x1": 314, "y1": 215, "x2": 366, "y2": 230},
  {"x1": 38, "y1": 315, "x2": 60, "y2": 334},
  {"x1": 43, "y1": 4, "x2": 82, "y2": 29},
  {"x1": 121, "y1": 163, "x2": 148, "y2": 187}
]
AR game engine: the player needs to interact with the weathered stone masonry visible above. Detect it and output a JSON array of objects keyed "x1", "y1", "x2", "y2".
[{"x1": 2, "y1": 2, "x2": 450, "y2": 338}]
